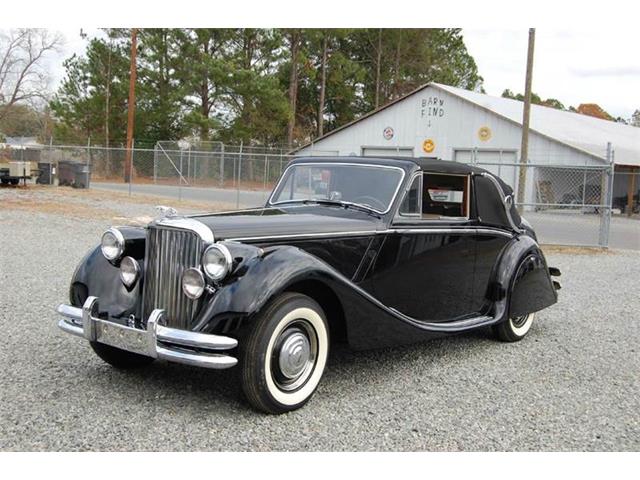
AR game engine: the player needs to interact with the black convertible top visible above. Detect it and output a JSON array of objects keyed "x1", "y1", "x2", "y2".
[{"x1": 292, "y1": 155, "x2": 521, "y2": 227}]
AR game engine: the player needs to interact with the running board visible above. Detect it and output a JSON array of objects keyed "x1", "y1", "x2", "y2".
[{"x1": 388, "y1": 308, "x2": 495, "y2": 333}]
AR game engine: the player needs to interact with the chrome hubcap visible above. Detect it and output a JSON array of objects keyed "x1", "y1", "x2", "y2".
[
  {"x1": 278, "y1": 331, "x2": 311, "y2": 379},
  {"x1": 272, "y1": 322, "x2": 318, "y2": 392},
  {"x1": 511, "y1": 314, "x2": 529, "y2": 328}
]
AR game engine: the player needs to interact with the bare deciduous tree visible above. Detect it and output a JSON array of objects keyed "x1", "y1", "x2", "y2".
[{"x1": 0, "y1": 29, "x2": 62, "y2": 121}]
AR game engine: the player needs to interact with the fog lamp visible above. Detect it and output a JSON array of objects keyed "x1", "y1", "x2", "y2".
[{"x1": 182, "y1": 268, "x2": 205, "y2": 299}]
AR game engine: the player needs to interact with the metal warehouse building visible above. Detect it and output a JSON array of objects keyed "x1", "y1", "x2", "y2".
[{"x1": 295, "y1": 83, "x2": 640, "y2": 217}]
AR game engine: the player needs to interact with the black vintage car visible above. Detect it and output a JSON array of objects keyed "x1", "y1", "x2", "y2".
[{"x1": 57, "y1": 157, "x2": 561, "y2": 413}]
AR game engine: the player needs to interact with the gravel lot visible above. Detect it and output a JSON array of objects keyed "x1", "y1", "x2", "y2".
[{"x1": 0, "y1": 186, "x2": 638, "y2": 451}]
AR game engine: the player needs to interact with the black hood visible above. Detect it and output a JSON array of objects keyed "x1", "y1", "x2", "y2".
[{"x1": 189, "y1": 206, "x2": 383, "y2": 241}]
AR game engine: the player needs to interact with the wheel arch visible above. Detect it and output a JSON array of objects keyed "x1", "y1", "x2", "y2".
[{"x1": 284, "y1": 278, "x2": 347, "y2": 344}]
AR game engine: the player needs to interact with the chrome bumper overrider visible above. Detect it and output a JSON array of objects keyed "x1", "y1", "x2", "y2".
[{"x1": 56, "y1": 296, "x2": 238, "y2": 369}]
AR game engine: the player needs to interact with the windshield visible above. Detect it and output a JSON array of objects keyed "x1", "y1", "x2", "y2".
[{"x1": 270, "y1": 163, "x2": 404, "y2": 213}]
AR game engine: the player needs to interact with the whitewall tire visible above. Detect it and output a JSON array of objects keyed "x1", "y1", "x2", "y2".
[
  {"x1": 493, "y1": 312, "x2": 535, "y2": 342},
  {"x1": 240, "y1": 292, "x2": 329, "y2": 414}
]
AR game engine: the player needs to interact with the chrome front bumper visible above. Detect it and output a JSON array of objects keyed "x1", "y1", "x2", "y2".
[{"x1": 56, "y1": 296, "x2": 238, "y2": 369}]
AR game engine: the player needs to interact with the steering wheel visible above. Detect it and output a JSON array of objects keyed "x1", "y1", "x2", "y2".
[{"x1": 352, "y1": 195, "x2": 386, "y2": 212}]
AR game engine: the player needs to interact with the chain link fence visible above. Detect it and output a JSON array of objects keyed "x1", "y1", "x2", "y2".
[
  {"x1": 4, "y1": 140, "x2": 637, "y2": 249},
  {"x1": 480, "y1": 161, "x2": 614, "y2": 247}
]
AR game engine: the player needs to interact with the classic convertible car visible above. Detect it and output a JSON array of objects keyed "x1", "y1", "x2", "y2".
[{"x1": 56, "y1": 156, "x2": 561, "y2": 413}]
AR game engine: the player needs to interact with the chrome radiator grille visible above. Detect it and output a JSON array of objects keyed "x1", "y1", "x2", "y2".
[{"x1": 142, "y1": 226, "x2": 203, "y2": 329}]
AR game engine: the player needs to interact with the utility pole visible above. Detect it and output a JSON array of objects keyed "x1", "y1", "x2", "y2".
[
  {"x1": 124, "y1": 28, "x2": 138, "y2": 183},
  {"x1": 517, "y1": 28, "x2": 535, "y2": 211}
]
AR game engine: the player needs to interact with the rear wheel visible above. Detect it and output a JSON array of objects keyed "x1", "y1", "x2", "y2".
[
  {"x1": 240, "y1": 292, "x2": 329, "y2": 414},
  {"x1": 493, "y1": 312, "x2": 535, "y2": 342},
  {"x1": 90, "y1": 341, "x2": 155, "y2": 369}
]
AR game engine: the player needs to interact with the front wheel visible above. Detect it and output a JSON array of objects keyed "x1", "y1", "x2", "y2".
[
  {"x1": 240, "y1": 292, "x2": 329, "y2": 414},
  {"x1": 492, "y1": 312, "x2": 535, "y2": 342}
]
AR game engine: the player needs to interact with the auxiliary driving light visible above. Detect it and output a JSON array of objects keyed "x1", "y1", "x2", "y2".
[
  {"x1": 120, "y1": 256, "x2": 140, "y2": 288},
  {"x1": 182, "y1": 267, "x2": 205, "y2": 299}
]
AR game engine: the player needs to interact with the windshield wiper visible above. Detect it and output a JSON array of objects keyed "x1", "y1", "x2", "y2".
[{"x1": 302, "y1": 199, "x2": 382, "y2": 218}]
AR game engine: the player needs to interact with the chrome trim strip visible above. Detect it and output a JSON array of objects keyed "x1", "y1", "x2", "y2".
[
  {"x1": 56, "y1": 297, "x2": 237, "y2": 370},
  {"x1": 154, "y1": 217, "x2": 215, "y2": 243},
  {"x1": 393, "y1": 228, "x2": 514, "y2": 238},
  {"x1": 227, "y1": 230, "x2": 381, "y2": 242},
  {"x1": 156, "y1": 325, "x2": 238, "y2": 350},
  {"x1": 227, "y1": 227, "x2": 513, "y2": 242},
  {"x1": 156, "y1": 346, "x2": 238, "y2": 369},
  {"x1": 480, "y1": 172, "x2": 523, "y2": 233},
  {"x1": 267, "y1": 162, "x2": 407, "y2": 214}
]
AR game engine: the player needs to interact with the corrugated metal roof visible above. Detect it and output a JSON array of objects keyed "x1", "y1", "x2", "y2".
[
  {"x1": 433, "y1": 83, "x2": 640, "y2": 166},
  {"x1": 296, "y1": 82, "x2": 640, "y2": 167}
]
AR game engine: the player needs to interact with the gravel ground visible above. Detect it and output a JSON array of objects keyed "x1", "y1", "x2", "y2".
[{"x1": 0, "y1": 186, "x2": 638, "y2": 451}]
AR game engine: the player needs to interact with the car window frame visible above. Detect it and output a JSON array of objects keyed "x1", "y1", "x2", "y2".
[
  {"x1": 393, "y1": 170, "x2": 473, "y2": 225},
  {"x1": 267, "y1": 162, "x2": 407, "y2": 215}
]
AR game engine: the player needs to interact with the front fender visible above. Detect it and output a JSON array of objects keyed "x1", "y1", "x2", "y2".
[
  {"x1": 69, "y1": 226, "x2": 146, "y2": 320},
  {"x1": 193, "y1": 245, "x2": 344, "y2": 333}
]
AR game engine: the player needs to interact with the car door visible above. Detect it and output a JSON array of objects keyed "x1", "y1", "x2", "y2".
[{"x1": 368, "y1": 171, "x2": 476, "y2": 322}]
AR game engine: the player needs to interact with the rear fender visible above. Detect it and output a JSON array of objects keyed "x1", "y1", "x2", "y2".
[{"x1": 490, "y1": 235, "x2": 558, "y2": 320}]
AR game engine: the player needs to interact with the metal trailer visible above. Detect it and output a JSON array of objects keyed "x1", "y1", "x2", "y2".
[{"x1": 0, "y1": 161, "x2": 37, "y2": 186}]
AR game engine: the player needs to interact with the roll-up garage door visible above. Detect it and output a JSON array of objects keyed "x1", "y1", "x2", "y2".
[
  {"x1": 362, "y1": 147, "x2": 414, "y2": 157},
  {"x1": 454, "y1": 149, "x2": 518, "y2": 191}
]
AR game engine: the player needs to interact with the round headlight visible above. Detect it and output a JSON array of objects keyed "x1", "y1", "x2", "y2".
[
  {"x1": 101, "y1": 228, "x2": 125, "y2": 261},
  {"x1": 182, "y1": 268, "x2": 205, "y2": 299},
  {"x1": 120, "y1": 256, "x2": 140, "y2": 288},
  {"x1": 202, "y1": 244, "x2": 232, "y2": 281}
]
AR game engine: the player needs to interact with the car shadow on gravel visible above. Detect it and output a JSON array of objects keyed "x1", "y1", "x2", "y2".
[{"x1": 85, "y1": 326, "x2": 499, "y2": 414}]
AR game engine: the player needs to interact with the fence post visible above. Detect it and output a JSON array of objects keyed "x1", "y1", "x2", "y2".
[
  {"x1": 598, "y1": 143, "x2": 614, "y2": 247},
  {"x1": 129, "y1": 139, "x2": 134, "y2": 196},
  {"x1": 263, "y1": 153, "x2": 268, "y2": 193},
  {"x1": 187, "y1": 146, "x2": 192, "y2": 184},
  {"x1": 49, "y1": 136, "x2": 53, "y2": 186},
  {"x1": 86, "y1": 137, "x2": 91, "y2": 189},
  {"x1": 220, "y1": 143, "x2": 225, "y2": 188},
  {"x1": 153, "y1": 143, "x2": 157, "y2": 184},
  {"x1": 178, "y1": 148, "x2": 183, "y2": 202},
  {"x1": 236, "y1": 141, "x2": 243, "y2": 208}
]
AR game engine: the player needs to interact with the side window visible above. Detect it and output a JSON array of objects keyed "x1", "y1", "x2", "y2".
[
  {"x1": 398, "y1": 175, "x2": 421, "y2": 216},
  {"x1": 422, "y1": 174, "x2": 469, "y2": 219}
]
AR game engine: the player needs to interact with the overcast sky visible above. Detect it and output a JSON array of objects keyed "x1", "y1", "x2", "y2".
[{"x1": 48, "y1": 28, "x2": 639, "y2": 120}]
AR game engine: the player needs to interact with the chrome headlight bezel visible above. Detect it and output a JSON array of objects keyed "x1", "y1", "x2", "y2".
[
  {"x1": 119, "y1": 256, "x2": 140, "y2": 288},
  {"x1": 101, "y1": 227, "x2": 125, "y2": 262},
  {"x1": 202, "y1": 243, "x2": 233, "y2": 282},
  {"x1": 182, "y1": 267, "x2": 205, "y2": 299}
]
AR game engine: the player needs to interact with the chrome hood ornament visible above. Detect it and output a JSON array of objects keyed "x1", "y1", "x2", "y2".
[{"x1": 155, "y1": 205, "x2": 178, "y2": 219}]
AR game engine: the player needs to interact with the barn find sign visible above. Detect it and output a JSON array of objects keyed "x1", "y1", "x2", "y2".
[{"x1": 420, "y1": 96, "x2": 445, "y2": 127}]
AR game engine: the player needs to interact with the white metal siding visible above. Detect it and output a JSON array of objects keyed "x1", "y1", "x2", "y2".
[{"x1": 296, "y1": 85, "x2": 609, "y2": 204}]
